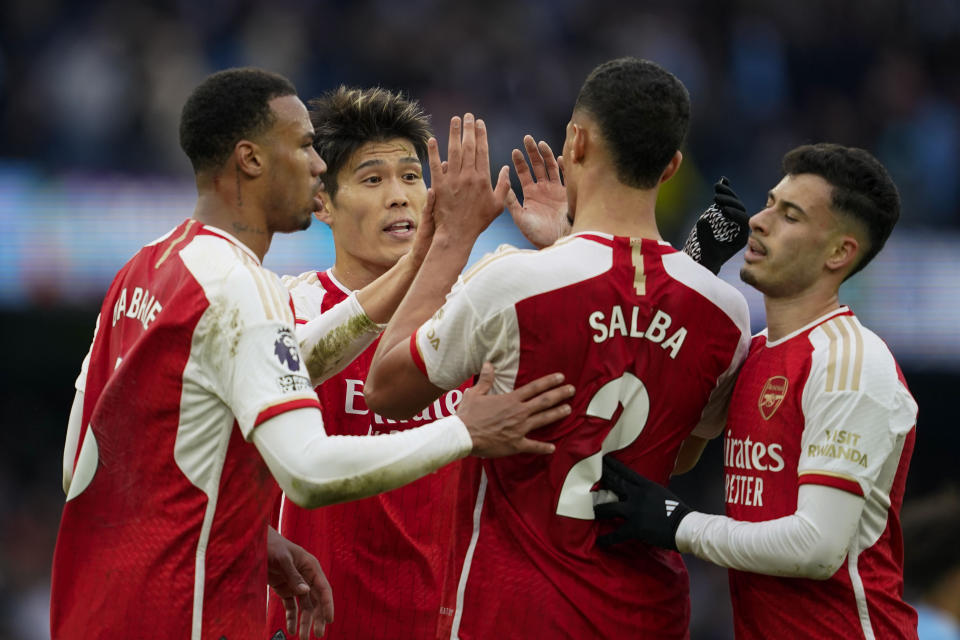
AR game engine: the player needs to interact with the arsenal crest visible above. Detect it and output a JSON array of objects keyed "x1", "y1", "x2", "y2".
[{"x1": 758, "y1": 376, "x2": 788, "y2": 420}]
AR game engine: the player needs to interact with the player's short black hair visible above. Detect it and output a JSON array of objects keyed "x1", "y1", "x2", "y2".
[
  {"x1": 574, "y1": 57, "x2": 690, "y2": 189},
  {"x1": 308, "y1": 86, "x2": 432, "y2": 200},
  {"x1": 782, "y1": 143, "x2": 901, "y2": 278},
  {"x1": 179, "y1": 67, "x2": 297, "y2": 174}
]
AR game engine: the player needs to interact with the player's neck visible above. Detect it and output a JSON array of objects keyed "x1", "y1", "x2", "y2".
[
  {"x1": 329, "y1": 254, "x2": 390, "y2": 291},
  {"x1": 763, "y1": 285, "x2": 842, "y2": 342},
  {"x1": 569, "y1": 174, "x2": 662, "y2": 240},
  {"x1": 193, "y1": 189, "x2": 272, "y2": 262}
]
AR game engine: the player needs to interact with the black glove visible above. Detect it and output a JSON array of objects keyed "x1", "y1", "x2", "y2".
[
  {"x1": 682, "y1": 177, "x2": 749, "y2": 275},
  {"x1": 593, "y1": 455, "x2": 691, "y2": 551}
]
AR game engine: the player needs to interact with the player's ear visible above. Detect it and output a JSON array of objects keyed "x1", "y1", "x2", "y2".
[
  {"x1": 569, "y1": 123, "x2": 587, "y2": 165},
  {"x1": 314, "y1": 192, "x2": 333, "y2": 225},
  {"x1": 235, "y1": 139, "x2": 264, "y2": 178},
  {"x1": 659, "y1": 151, "x2": 683, "y2": 184},
  {"x1": 825, "y1": 233, "x2": 860, "y2": 274}
]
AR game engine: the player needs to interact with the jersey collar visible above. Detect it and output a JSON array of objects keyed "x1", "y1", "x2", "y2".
[
  {"x1": 564, "y1": 231, "x2": 672, "y2": 246},
  {"x1": 323, "y1": 268, "x2": 354, "y2": 295},
  {"x1": 762, "y1": 306, "x2": 852, "y2": 347}
]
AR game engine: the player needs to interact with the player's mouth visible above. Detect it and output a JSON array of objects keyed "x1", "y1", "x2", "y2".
[
  {"x1": 382, "y1": 218, "x2": 416, "y2": 239},
  {"x1": 744, "y1": 237, "x2": 767, "y2": 262}
]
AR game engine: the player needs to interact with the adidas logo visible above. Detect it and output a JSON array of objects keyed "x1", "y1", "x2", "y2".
[{"x1": 665, "y1": 499, "x2": 679, "y2": 517}]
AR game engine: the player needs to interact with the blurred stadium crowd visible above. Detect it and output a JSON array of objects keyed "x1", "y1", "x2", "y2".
[
  {"x1": 2, "y1": 0, "x2": 959, "y2": 229},
  {"x1": 0, "y1": 0, "x2": 958, "y2": 638}
]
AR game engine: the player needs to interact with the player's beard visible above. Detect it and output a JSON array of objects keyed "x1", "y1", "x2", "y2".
[{"x1": 739, "y1": 264, "x2": 759, "y2": 289}]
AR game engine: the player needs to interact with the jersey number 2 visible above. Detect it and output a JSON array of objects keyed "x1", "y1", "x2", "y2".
[{"x1": 556, "y1": 373, "x2": 650, "y2": 519}]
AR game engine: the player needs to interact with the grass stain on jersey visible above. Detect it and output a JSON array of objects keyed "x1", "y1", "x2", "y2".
[{"x1": 304, "y1": 313, "x2": 378, "y2": 382}]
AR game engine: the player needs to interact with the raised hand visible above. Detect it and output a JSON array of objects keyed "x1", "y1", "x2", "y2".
[
  {"x1": 506, "y1": 135, "x2": 571, "y2": 248},
  {"x1": 406, "y1": 188, "x2": 436, "y2": 267},
  {"x1": 426, "y1": 114, "x2": 511, "y2": 243},
  {"x1": 457, "y1": 362, "x2": 574, "y2": 458},
  {"x1": 681, "y1": 177, "x2": 750, "y2": 275}
]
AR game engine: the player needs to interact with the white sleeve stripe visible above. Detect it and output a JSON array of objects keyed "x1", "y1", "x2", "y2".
[
  {"x1": 190, "y1": 460, "x2": 224, "y2": 640},
  {"x1": 276, "y1": 493, "x2": 287, "y2": 535},
  {"x1": 847, "y1": 551, "x2": 876, "y2": 640},
  {"x1": 450, "y1": 470, "x2": 488, "y2": 639}
]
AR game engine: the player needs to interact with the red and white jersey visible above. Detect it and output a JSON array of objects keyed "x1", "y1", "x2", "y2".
[
  {"x1": 51, "y1": 220, "x2": 321, "y2": 640},
  {"x1": 724, "y1": 307, "x2": 918, "y2": 639},
  {"x1": 266, "y1": 269, "x2": 470, "y2": 640},
  {"x1": 412, "y1": 233, "x2": 751, "y2": 639}
]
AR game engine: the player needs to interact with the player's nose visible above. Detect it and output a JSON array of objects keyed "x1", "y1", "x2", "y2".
[
  {"x1": 311, "y1": 148, "x2": 327, "y2": 176},
  {"x1": 385, "y1": 179, "x2": 409, "y2": 209},
  {"x1": 749, "y1": 208, "x2": 770, "y2": 234}
]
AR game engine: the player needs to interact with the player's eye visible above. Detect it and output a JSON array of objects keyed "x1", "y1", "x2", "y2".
[
  {"x1": 403, "y1": 172, "x2": 421, "y2": 181},
  {"x1": 363, "y1": 175, "x2": 382, "y2": 185}
]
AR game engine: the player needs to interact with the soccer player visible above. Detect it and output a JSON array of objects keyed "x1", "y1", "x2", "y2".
[
  {"x1": 264, "y1": 86, "x2": 475, "y2": 640},
  {"x1": 365, "y1": 58, "x2": 752, "y2": 638},
  {"x1": 593, "y1": 144, "x2": 918, "y2": 639},
  {"x1": 49, "y1": 68, "x2": 576, "y2": 640}
]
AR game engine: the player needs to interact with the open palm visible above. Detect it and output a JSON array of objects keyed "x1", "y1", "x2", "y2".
[{"x1": 507, "y1": 135, "x2": 571, "y2": 248}]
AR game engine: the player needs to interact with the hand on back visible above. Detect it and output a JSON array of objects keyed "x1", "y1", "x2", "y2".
[{"x1": 457, "y1": 362, "x2": 574, "y2": 458}]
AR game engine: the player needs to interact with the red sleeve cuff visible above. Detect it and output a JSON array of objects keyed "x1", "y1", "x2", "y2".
[
  {"x1": 798, "y1": 472, "x2": 864, "y2": 497},
  {"x1": 253, "y1": 397, "x2": 322, "y2": 429},
  {"x1": 294, "y1": 318, "x2": 308, "y2": 325},
  {"x1": 409, "y1": 332, "x2": 428, "y2": 378}
]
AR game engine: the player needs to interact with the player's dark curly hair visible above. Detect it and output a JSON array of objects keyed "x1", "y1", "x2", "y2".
[
  {"x1": 783, "y1": 143, "x2": 901, "y2": 277},
  {"x1": 179, "y1": 68, "x2": 297, "y2": 174},
  {"x1": 308, "y1": 86, "x2": 432, "y2": 200},
  {"x1": 574, "y1": 57, "x2": 690, "y2": 189}
]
